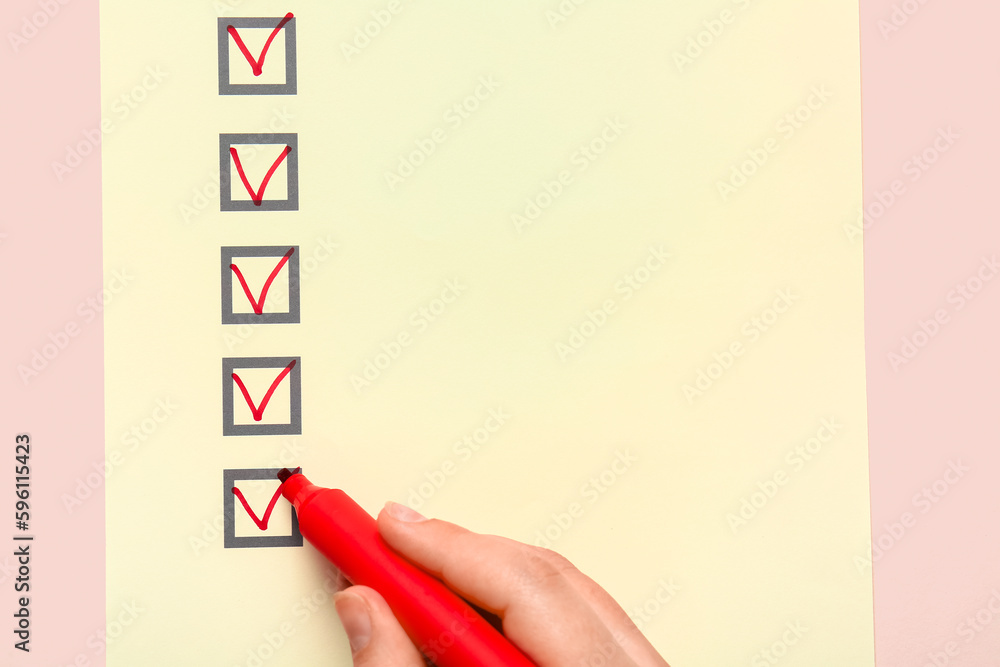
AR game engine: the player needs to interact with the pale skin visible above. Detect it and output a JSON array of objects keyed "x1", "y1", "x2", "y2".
[{"x1": 333, "y1": 501, "x2": 670, "y2": 667}]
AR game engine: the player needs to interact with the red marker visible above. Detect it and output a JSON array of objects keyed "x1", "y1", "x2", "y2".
[{"x1": 277, "y1": 468, "x2": 536, "y2": 667}]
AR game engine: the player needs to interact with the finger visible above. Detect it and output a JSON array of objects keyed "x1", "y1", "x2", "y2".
[
  {"x1": 530, "y1": 548, "x2": 670, "y2": 667},
  {"x1": 377, "y1": 502, "x2": 639, "y2": 667},
  {"x1": 331, "y1": 568, "x2": 350, "y2": 592},
  {"x1": 334, "y1": 586, "x2": 426, "y2": 667}
]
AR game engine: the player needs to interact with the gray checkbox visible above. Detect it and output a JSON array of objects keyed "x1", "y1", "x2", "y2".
[
  {"x1": 218, "y1": 16, "x2": 297, "y2": 95},
  {"x1": 222, "y1": 356, "x2": 302, "y2": 436},
  {"x1": 223, "y1": 468, "x2": 303, "y2": 549},
  {"x1": 222, "y1": 245, "x2": 300, "y2": 324},
  {"x1": 219, "y1": 133, "x2": 299, "y2": 211}
]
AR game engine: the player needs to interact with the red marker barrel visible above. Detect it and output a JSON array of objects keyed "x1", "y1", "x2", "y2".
[{"x1": 281, "y1": 472, "x2": 536, "y2": 667}]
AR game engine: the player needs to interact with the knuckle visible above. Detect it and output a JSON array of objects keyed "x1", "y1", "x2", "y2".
[
  {"x1": 511, "y1": 545, "x2": 573, "y2": 588},
  {"x1": 531, "y1": 546, "x2": 578, "y2": 573}
]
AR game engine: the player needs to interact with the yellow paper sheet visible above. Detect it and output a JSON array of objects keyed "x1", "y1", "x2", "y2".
[{"x1": 101, "y1": 1, "x2": 873, "y2": 665}]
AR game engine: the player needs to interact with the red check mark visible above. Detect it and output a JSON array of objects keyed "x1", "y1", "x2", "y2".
[
  {"x1": 231, "y1": 484, "x2": 285, "y2": 530},
  {"x1": 227, "y1": 13, "x2": 294, "y2": 76},
  {"x1": 230, "y1": 248, "x2": 295, "y2": 314},
  {"x1": 231, "y1": 359, "x2": 296, "y2": 422},
  {"x1": 230, "y1": 145, "x2": 291, "y2": 206}
]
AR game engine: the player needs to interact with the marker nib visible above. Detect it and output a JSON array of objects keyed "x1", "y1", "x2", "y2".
[{"x1": 277, "y1": 467, "x2": 302, "y2": 483}]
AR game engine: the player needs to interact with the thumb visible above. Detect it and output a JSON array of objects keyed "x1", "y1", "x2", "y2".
[{"x1": 334, "y1": 586, "x2": 426, "y2": 667}]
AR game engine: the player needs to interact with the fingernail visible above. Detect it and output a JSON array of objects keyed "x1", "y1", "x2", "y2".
[
  {"x1": 334, "y1": 591, "x2": 372, "y2": 653},
  {"x1": 385, "y1": 501, "x2": 428, "y2": 522}
]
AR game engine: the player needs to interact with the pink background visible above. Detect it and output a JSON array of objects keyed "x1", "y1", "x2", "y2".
[
  {"x1": 2, "y1": 0, "x2": 105, "y2": 664},
  {"x1": 3, "y1": 0, "x2": 998, "y2": 664},
  {"x1": 862, "y1": 0, "x2": 1000, "y2": 665}
]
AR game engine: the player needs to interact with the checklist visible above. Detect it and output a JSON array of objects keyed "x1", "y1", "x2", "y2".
[
  {"x1": 215, "y1": 11, "x2": 305, "y2": 557},
  {"x1": 102, "y1": 2, "x2": 875, "y2": 664}
]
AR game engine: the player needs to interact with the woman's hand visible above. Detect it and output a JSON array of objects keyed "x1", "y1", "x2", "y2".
[{"x1": 333, "y1": 502, "x2": 670, "y2": 667}]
